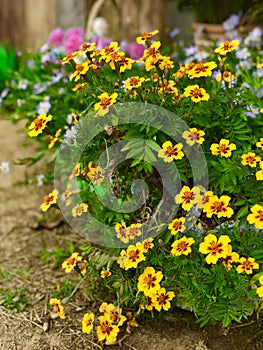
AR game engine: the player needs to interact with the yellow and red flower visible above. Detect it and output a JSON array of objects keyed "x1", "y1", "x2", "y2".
[
  {"x1": 256, "y1": 138, "x2": 263, "y2": 149},
  {"x1": 122, "y1": 244, "x2": 146, "y2": 270},
  {"x1": 203, "y1": 195, "x2": 233, "y2": 218},
  {"x1": 136, "y1": 30, "x2": 159, "y2": 44},
  {"x1": 87, "y1": 165, "x2": 104, "y2": 186},
  {"x1": 49, "y1": 298, "x2": 65, "y2": 319},
  {"x1": 171, "y1": 236, "x2": 195, "y2": 256},
  {"x1": 158, "y1": 141, "x2": 184, "y2": 163},
  {"x1": 152, "y1": 288, "x2": 175, "y2": 311},
  {"x1": 101, "y1": 269, "x2": 112, "y2": 278},
  {"x1": 40, "y1": 189, "x2": 58, "y2": 212},
  {"x1": 183, "y1": 85, "x2": 210, "y2": 103},
  {"x1": 182, "y1": 128, "x2": 205, "y2": 146},
  {"x1": 124, "y1": 76, "x2": 145, "y2": 90},
  {"x1": 214, "y1": 40, "x2": 239, "y2": 55},
  {"x1": 221, "y1": 245, "x2": 239, "y2": 270},
  {"x1": 175, "y1": 185, "x2": 201, "y2": 211},
  {"x1": 236, "y1": 257, "x2": 259, "y2": 274},
  {"x1": 62, "y1": 252, "x2": 82, "y2": 273},
  {"x1": 256, "y1": 161, "x2": 263, "y2": 181},
  {"x1": 94, "y1": 92, "x2": 118, "y2": 116},
  {"x1": 187, "y1": 61, "x2": 217, "y2": 79},
  {"x1": 97, "y1": 314, "x2": 120, "y2": 344},
  {"x1": 256, "y1": 275, "x2": 263, "y2": 298},
  {"x1": 210, "y1": 139, "x2": 236, "y2": 158},
  {"x1": 247, "y1": 204, "x2": 263, "y2": 229},
  {"x1": 137, "y1": 266, "x2": 163, "y2": 297},
  {"x1": 199, "y1": 234, "x2": 230, "y2": 264},
  {"x1": 82, "y1": 313, "x2": 94, "y2": 334},
  {"x1": 168, "y1": 217, "x2": 186, "y2": 235},
  {"x1": 115, "y1": 221, "x2": 129, "y2": 243},
  {"x1": 241, "y1": 152, "x2": 261, "y2": 167},
  {"x1": 28, "y1": 114, "x2": 52, "y2": 137},
  {"x1": 72, "y1": 203, "x2": 89, "y2": 217}
]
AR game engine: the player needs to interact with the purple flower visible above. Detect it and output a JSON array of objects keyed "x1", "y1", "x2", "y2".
[
  {"x1": 256, "y1": 87, "x2": 263, "y2": 98},
  {"x1": 33, "y1": 82, "x2": 48, "y2": 94},
  {"x1": 65, "y1": 27, "x2": 84, "y2": 39},
  {"x1": 37, "y1": 100, "x2": 51, "y2": 114},
  {"x1": 244, "y1": 105, "x2": 260, "y2": 118},
  {"x1": 236, "y1": 47, "x2": 251, "y2": 60},
  {"x1": 184, "y1": 45, "x2": 198, "y2": 57},
  {"x1": 1, "y1": 88, "x2": 9, "y2": 99},
  {"x1": 36, "y1": 174, "x2": 44, "y2": 186},
  {"x1": 169, "y1": 27, "x2": 180, "y2": 38},
  {"x1": 48, "y1": 28, "x2": 65, "y2": 46},
  {"x1": 18, "y1": 79, "x2": 29, "y2": 90},
  {"x1": 222, "y1": 14, "x2": 240, "y2": 31},
  {"x1": 121, "y1": 41, "x2": 145, "y2": 60}
]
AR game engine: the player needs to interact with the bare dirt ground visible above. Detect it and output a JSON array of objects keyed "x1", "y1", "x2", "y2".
[{"x1": 0, "y1": 117, "x2": 263, "y2": 350}]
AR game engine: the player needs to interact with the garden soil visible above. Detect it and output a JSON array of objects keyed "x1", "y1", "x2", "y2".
[{"x1": 0, "y1": 117, "x2": 263, "y2": 350}]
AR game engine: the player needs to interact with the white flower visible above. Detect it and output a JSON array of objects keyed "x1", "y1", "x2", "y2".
[{"x1": 0, "y1": 162, "x2": 10, "y2": 174}]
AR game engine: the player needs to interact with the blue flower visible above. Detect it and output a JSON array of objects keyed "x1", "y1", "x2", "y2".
[
  {"x1": 244, "y1": 105, "x2": 260, "y2": 118},
  {"x1": 36, "y1": 100, "x2": 51, "y2": 114}
]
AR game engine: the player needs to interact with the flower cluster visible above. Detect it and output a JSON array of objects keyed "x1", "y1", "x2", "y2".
[{"x1": 1, "y1": 15, "x2": 263, "y2": 336}]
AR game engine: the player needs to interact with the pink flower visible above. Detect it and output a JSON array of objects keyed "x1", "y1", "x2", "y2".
[
  {"x1": 121, "y1": 41, "x2": 145, "y2": 60},
  {"x1": 65, "y1": 27, "x2": 84, "y2": 39},
  {"x1": 48, "y1": 28, "x2": 64, "y2": 46},
  {"x1": 92, "y1": 36, "x2": 112, "y2": 50},
  {"x1": 64, "y1": 27, "x2": 85, "y2": 54}
]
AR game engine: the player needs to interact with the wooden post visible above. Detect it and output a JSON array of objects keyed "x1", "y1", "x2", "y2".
[{"x1": 24, "y1": 0, "x2": 57, "y2": 49}]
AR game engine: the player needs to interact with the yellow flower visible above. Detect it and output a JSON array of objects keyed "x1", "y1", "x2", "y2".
[
  {"x1": 203, "y1": 195, "x2": 234, "y2": 218},
  {"x1": 182, "y1": 128, "x2": 205, "y2": 146},
  {"x1": 63, "y1": 183, "x2": 72, "y2": 206},
  {"x1": 175, "y1": 185, "x2": 201, "y2": 211},
  {"x1": 241, "y1": 152, "x2": 261, "y2": 167},
  {"x1": 126, "y1": 312, "x2": 139, "y2": 327},
  {"x1": 196, "y1": 190, "x2": 214, "y2": 209},
  {"x1": 152, "y1": 288, "x2": 175, "y2": 311},
  {"x1": 256, "y1": 138, "x2": 263, "y2": 149},
  {"x1": 247, "y1": 204, "x2": 263, "y2": 229},
  {"x1": 171, "y1": 236, "x2": 195, "y2": 256},
  {"x1": 69, "y1": 163, "x2": 81, "y2": 179},
  {"x1": 214, "y1": 40, "x2": 239, "y2": 55},
  {"x1": 72, "y1": 82, "x2": 85, "y2": 91},
  {"x1": 221, "y1": 245, "x2": 239, "y2": 270},
  {"x1": 256, "y1": 275, "x2": 263, "y2": 297},
  {"x1": 199, "y1": 234, "x2": 230, "y2": 264},
  {"x1": 187, "y1": 61, "x2": 217, "y2": 79},
  {"x1": 99, "y1": 42, "x2": 120, "y2": 62},
  {"x1": 127, "y1": 223, "x2": 142, "y2": 239},
  {"x1": 99, "y1": 302, "x2": 126, "y2": 326},
  {"x1": 141, "y1": 238, "x2": 154, "y2": 252},
  {"x1": 256, "y1": 161, "x2": 263, "y2": 181},
  {"x1": 142, "y1": 41, "x2": 162, "y2": 70},
  {"x1": 40, "y1": 189, "x2": 58, "y2": 212},
  {"x1": 124, "y1": 76, "x2": 145, "y2": 90},
  {"x1": 48, "y1": 128, "x2": 62, "y2": 149},
  {"x1": 123, "y1": 244, "x2": 146, "y2": 270},
  {"x1": 236, "y1": 257, "x2": 259, "y2": 274},
  {"x1": 72, "y1": 203, "x2": 89, "y2": 217},
  {"x1": 97, "y1": 314, "x2": 120, "y2": 343},
  {"x1": 69, "y1": 61, "x2": 93, "y2": 82},
  {"x1": 101, "y1": 269, "x2": 112, "y2": 278},
  {"x1": 136, "y1": 30, "x2": 159, "y2": 44},
  {"x1": 115, "y1": 221, "x2": 129, "y2": 243},
  {"x1": 210, "y1": 139, "x2": 236, "y2": 158},
  {"x1": 183, "y1": 84, "x2": 210, "y2": 103},
  {"x1": 158, "y1": 141, "x2": 184, "y2": 163},
  {"x1": 94, "y1": 92, "x2": 118, "y2": 116},
  {"x1": 222, "y1": 71, "x2": 236, "y2": 83},
  {"x1": 168, "y1": 217, "x2": 186, "y2": 235},
  {"x1": 62, "y1": 252, "x2": 82, "y2": 273},
  {"x1": 49, "y1": 298, "x2": 65, "y2": 319},
  {"x1": 28, "y1": 114, "x2": 52, "y2": 137},
  {"x1": 82, "y1": 313, "x2": 94, "y2": 334},
  {"x1": 137, "y1": 266, "x2": 163, "y2": 297},
  {"x1": 157, "y1": 55, "x2": 174, "y2": 70}
]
